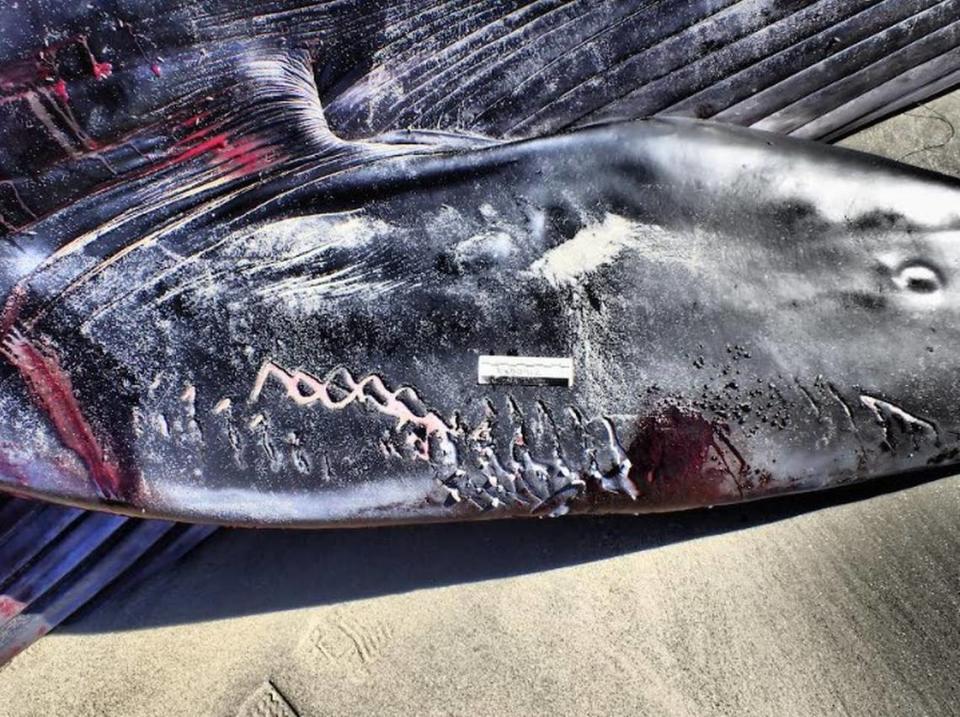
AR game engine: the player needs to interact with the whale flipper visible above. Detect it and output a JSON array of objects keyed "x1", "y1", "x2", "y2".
[{"x1": 319, "y1": 0, "x2": 960, "y2": 142}]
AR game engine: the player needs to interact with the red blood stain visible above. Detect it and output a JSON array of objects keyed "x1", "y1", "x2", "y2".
[
  {"x1": 214, "y1": 137, "x2": 259, "y2": 164},
  {"x1": 627, "y1": 405, "x2": 748, "y2": 509},
  {"x1": 124, "y1": 129, "x2": 226, "y2": 176},
  {"x1": 0, "y1": 595, "x2": 24, "y2": 621},
  {"x1": 215, "y1": 136, "x2": 276, "y2": 177},
  {"x1": 171, "y1": 125, "x2": 217, "y2": 149},
  {"x1": 79, "y1": 35, "x2": 113, "y2": 81},
  {"x1": 0, "y1": 35, "x2": 111, "y2": 102},
  {"x1": 0, "y1": 329, "x2": 124, "y2": 500},
  {"x1": 152, "y1": 131, "x2": 276, "y2": 178},
  {"x1": 91, "y1": 61, "x2": 112, "y2": 81},
  {"x1": 167, "y1": 133, "x2": 227, "y2": 166},
  {"x1": 51, "y1": 78, "x2": 69, "y2": 103},
  {"x1": 150, "y1": 62, "x2": 162, "y2": 78}
]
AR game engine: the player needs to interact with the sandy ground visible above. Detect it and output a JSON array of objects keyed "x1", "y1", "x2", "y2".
[{"x1": 2, "y1": 94, "x2": 960, "y2": 717}]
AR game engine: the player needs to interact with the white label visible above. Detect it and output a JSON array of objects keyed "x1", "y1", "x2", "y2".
[{"x1": 477, "y1": 355, "x2": 573, "y2": 387}]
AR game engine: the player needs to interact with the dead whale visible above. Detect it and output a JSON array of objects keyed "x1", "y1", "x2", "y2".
[
  {"x1": 4, "y1": 0, "x2": 960, "y2": 662},
  {"x1": 2, "y1": 104, "x2": 960, "y2": 525}
]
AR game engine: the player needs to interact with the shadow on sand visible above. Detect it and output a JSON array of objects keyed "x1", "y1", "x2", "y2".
[{"x1": 64, "y1": 466, "x2": 956, "y2": 633}]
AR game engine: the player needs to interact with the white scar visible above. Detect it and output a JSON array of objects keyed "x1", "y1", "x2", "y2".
[{"x1": 249, "y1": 360, "x2": 454, "y2": 458}]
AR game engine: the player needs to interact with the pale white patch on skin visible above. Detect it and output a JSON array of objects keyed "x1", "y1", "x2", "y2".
[
  {"x1": 11, "y1": 245, "x2": 45, "y2": 276},
  {"x1": 154, "y1": 413, "x2": 170, "y2": 438},
  {"x1": 150, "y1": 476, "x2": 440, "y2": 525},
  {"x1": 216, "y1": 213, "x2": 405, "y2": 309},
  {"x1": 254, "y1": 270, "x2": 406, "y2": 305},
  {"x1": 860, "y1": 394, "x2": 940, "y2": 444},
  {"x1": 454, "y1": 230, "x2": 516, "y2": 265},
  {"x1": 325, "y1": 215, "x2": 391, "y2": 248},
  {"x1": 528, "y1": 213, "x2": 667, "y2": 286},
  {"x1": 225, "y1": 213, "x2": 389, "y2": 260}
]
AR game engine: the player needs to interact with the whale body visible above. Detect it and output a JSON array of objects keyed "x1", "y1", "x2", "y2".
[
  {"x1": 2, "y1": 108, "x2": 960, "y2": 526},
  {"x1": 2, "y1": 2, "x2": 960, "y2": 526}
]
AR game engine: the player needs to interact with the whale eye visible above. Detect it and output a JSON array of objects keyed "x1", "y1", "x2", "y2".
[{"x1": 892, "y1": 262, "x2": 942, "y2": 294}]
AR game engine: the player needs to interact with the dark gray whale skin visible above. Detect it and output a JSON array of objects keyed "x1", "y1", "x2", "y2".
[{"x1": 2, "y1": 113, "x2": 960, "y2": 526}]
